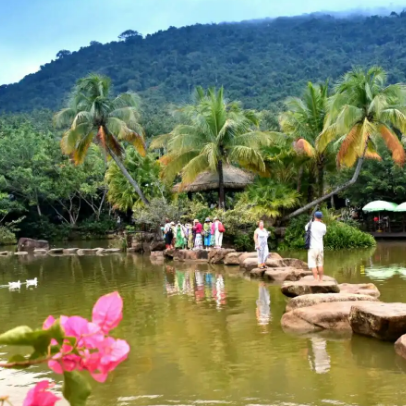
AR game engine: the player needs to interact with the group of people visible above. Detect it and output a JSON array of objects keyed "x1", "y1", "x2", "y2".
[{"x1": 163, "y1": 217, "x2": 225, "y2": 250}]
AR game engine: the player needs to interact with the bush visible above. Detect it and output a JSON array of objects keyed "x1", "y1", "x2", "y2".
[
  {"x1": 0, "y1": 226, "x2": 17, "y2": 245},
  {"x1": 280, "y1": 213, "x2": 375, "y2": 250}
]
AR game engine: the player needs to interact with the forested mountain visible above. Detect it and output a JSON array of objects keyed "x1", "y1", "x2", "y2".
[{"x1": 2, "y1": 12, "x2": 406, "y2": 114}]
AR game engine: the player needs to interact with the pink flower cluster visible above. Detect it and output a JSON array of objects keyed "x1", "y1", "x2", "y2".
[
  {"x1": 23, "y1": 380, "x2": 60, "y2": 406},
  {"x1": 43, "y1": 292, "x2": 129, "y2": 383}
]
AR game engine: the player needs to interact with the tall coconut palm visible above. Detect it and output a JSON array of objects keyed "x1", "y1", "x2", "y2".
[
  {"x1": 150, "y1": 86, "x2": 272, "y2": 208},
  {"x1": 280, "y1": 82, "x2": 334, "y2": 198},
  {"x1": 54, "y1": 73, "x2": 149, "y2": 205},
  {"x1": 286, "y1": 66, "x2": 406, "y2": 219}
]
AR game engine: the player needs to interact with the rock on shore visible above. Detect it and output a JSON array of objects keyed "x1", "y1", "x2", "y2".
[{"x1": 349, "y1": 302, "x2": 406, "y2": 341}]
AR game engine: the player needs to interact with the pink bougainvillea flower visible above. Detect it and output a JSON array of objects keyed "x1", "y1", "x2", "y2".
[
  {"x1": 81, "y1": 337, "x2": 130, "y2": 382},
  {"x1": 92, "y1": 292, "x2": 123, "y2": 334},
  {"x1": 23, "y1": 380, "x2": 61, "y2": 406},
  {"x1": 43, "y1": 316, "x2": 56, "y2": 330}
]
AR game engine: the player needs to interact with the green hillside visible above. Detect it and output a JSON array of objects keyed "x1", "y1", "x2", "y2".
[{"x1": 2, "y1": 12, "x2": 406, "y2": 113}]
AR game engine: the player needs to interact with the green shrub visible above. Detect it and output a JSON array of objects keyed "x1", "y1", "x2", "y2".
[
  {"x1": 280, "y1": 213, "x2": 375, "y2": 250},
  {"x1": 0, "y1": 226, "x2": 17, "y2": 245}
]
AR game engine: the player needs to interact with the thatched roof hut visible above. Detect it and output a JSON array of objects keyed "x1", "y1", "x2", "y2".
[{"x1": 172, "y1": 166, "x2": 254, "y2": 193}]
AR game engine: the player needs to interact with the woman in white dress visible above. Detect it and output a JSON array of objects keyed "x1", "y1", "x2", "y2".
[{"x1": 254, "y1": 220, "x2": 269, "y2": 269}]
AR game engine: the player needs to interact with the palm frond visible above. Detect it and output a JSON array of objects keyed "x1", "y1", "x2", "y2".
[
  {"x1": 379, "y1": 124, "x2": 406, "y2": 166},
  {"x1": 294, "y1": 138, "x2": 316, "y2": 158}
]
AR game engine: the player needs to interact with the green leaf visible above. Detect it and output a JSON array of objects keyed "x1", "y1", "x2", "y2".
[
  {"x1": 0, "y1": 323, "x2": 64, "y2": 356},
  {"x1": 8, "y1": 354, "x2": 28, "y2": 369},
  {"x1": 0, "y1": 326, "x2": 33, "y2": 346},
  {"x1": 63, "y1": 371, "x2": 92, "y2": 406}
]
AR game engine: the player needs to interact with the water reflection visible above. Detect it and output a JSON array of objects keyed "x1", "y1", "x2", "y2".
[
  {"x1": 256, "y1": 282, "x2": 271, "y2": 327},
  {"x1": 164, "y1": 267, "x2": 227, "y2": 308},
  {"x1": 307, "y1": 337, "x2": 331, "y2": 374}
]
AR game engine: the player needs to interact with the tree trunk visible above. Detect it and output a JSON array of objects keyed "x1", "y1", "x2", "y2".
[
  {"x1": 317, "y1": 163, "x2": 324, "y2": 198},
  {"x1": 217, "y1": 159, "x2": 225, "y2": 209},
  {"x1": 108, "y1": 148, "x2": 150, "y2": 206},
  {"x1": 283, "y1": 152, "x2": 366, "y2": 221},
  {"x1": 296, "y1": 166, "x2": 303, "y2": 193}
]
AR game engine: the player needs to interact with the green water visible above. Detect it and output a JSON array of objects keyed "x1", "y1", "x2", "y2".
[{"x1": 1, "y1": 242, "x2": 406, "y2": 405}]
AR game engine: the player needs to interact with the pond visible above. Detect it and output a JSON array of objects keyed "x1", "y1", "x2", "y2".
[{"x1": 1, "y1": 241, "x2": 406, "y2": 406}]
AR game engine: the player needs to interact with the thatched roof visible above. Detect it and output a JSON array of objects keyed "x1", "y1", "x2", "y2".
[{"x1": 172, "y1": 166, "x2": 254, "y2": 193}]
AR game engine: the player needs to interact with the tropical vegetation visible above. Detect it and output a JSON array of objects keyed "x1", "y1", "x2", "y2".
[{"x1": 3, "y1": 20, "x2": 406, "y2": 249}]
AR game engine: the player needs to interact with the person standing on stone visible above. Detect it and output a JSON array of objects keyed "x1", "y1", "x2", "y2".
[
  {"x1": 254, "y1": 220, "x2": 269, "y2": 269},
  {"x1": 305, "y1": 211, "x2": 327, "y2": 281},
  {"x1": 203, "y1": 218, "x2": 212, "y2": 250},
  {"x1": 193, "y1": 219, "x2": 203, "y2": 250},
  {"x1": 164, "y1": 219, "x2": 173, "y2": 249},
  {"x1": 211, "y1": 217, "x2": 224, "y2": 249}
]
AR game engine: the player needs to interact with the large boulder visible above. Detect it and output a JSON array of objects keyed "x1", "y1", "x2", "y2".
[
  {"x1": 281, "y1": 280, "x2": 340, "y2": 298},
  {"x1": 395, "y1": 335, "x2": 406, "y2": 360},
  {"x1": 350, "y1": 302, "x2": 406, "y2": 341},
  {"x1": 129, "y1": 242, "x2": 143, "y2": 252},
  {"x1": 265, "y1": 268, "x2": 312, "y2": 282},
  {"x1": 18, "y1": 238, "x2": 49, "y2": 252},
  {"x1": 149, "y1": 240, "x2": 166, "y2": 252},
  {"x1": 286, "y1": 292, "x2": 379, "y2": 312},
  {"x1": 224, "y1": 252, "x2": 242, "y2": 265},
  {"x1": 281, "y1": 301, "x2": 356, "y2": 333},
  {"x1": 209, "y1": 248, "x2": 235, "y2": 264},
  {"x1": 339, "y1": 283, "x2": 380, "y2": 298}
]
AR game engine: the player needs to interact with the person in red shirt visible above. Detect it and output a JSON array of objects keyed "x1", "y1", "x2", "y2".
[{"x1": 193, "y1": 219, "x2": 203, "y2": 250}]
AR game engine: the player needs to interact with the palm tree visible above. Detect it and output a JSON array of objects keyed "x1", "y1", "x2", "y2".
[
  {"x1": 286, "y1": 66, "x2": 406, "y2": 219},
  {"x1": 105, "y1": 149, "x2": 164, "y2": 211},
  {"x1": 150, "y1": 86, "x2": 271, "y2": 208},
  {"x1": 54, "y1": 73, "x2": 149, "y2": 205},
  {"x1": 280, "y1": 82, "x2": 334, "y2": 198}
]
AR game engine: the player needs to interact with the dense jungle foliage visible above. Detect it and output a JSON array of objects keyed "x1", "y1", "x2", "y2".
[
  {"x1": 2, "y1": 12, "x2": 406, "y2": 119},
  {"x1": 2, "y1": 13, "x2": 406, "y2": 248}
]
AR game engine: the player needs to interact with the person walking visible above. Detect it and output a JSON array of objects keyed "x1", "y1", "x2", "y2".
[
  {"x1": 193, "y1": 219, "x2": 203, "y2": 250},
  {"x1": 203, "y1": 218, "x2": 212, "y2": 250},
  {"x1": 212, "y1": 217, "x2": 224, "y2": 249},
  {"x1": 254, "y1": 220, "x2": 269, "y2": 269},
  {"x1": 305, "y1": 211, "x2": 327, "y2": 281}
]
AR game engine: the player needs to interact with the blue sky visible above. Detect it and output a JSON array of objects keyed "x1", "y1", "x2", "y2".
[{"x1": 0, "y1": 0, "x2": 404, "y2": 85}]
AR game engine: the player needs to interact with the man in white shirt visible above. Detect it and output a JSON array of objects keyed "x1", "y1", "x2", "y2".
[{"x1": 305, "y1": 211, "x2": 327, "y2": 281}]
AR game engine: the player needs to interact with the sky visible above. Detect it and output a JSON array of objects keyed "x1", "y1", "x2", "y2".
[{"x1": 1, "y1": 0, "x2": 405, "y2": 85}]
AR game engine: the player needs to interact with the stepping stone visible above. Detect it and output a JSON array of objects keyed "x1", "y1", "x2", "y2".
[
  {"x1": 77, "y1": 249, "x2": 99, "y2": 255},
  {"x1": 395, "y1": 335, "x2": 406, "y2": 360},
  {"x1": 301, "y1": 275, "x2": 337, "y2": 282},
  {"x1": 281, "y1": 301, "x2": 356, "y2": 334},
  {"x1": 0, "y1": 251, "x2": 12, "y2": 256},
  {"x1": 34, "y1": 248, "x2": 47, "y2": 254},
  {"x1": 224, "y1": 252, "x2": 242, "y2": 265},
  {"x1": 63, "y1": 248, "x2": 79, "y2": 254},
  {"x1": 48, "y1": 248, "x2": 64, "y2": 254},
  {"x1": 281, "y1": 279, "x2": 340, "y2": 298},
  {"x1": 249, "y1": 268, "x2": 266, "y2": 277},
  {"x1": 265, "y1": 268, "x2": 312, "y2": 282},
  {"x1": 103, "y1": 248, "x2": 121, "y2": 253},
  {"x1": 282, "y1": 258, "x2": 308, "y2": 269},
  {"x1": 350, "y1": 302, "x2": 406, "y2": 341},
  {"x1": 14, "y1": 251, "x2": 28, "y2": 256},
  {"x1": 242, "y1": 257, "x2": 287, "y2": 271},
  {"x1": 239, "y1": 252, "x2": 282, "y2": 266},
  {"x1": 286, "y1": 292, "x2": 379, "y2": 312},
  {"x1": 339, "y1": 283, "x2": 380, "y2": 298}
]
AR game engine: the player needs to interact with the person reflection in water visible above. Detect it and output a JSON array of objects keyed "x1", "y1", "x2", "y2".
[
  {"x1": 307, "y1": 337, "x2": 331, "y2": 374},
  {"x1": 256, "y1": 282, "x2": 271, "y2": 326},
  {"x1": 213, "y1": 273, "x2": 226, "y2": 308}
]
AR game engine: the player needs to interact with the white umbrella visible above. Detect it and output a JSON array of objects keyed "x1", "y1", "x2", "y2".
[{"x1": 362, "y1": 200, "x2": 398, "y2": 212}]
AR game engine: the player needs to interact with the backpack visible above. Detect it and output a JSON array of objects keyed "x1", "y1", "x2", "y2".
[
  {"x1": 304, "y1": 221, "x2": 312, "y2": 249},
  {"x1": 218, "y1": 222, "x2": 225, "y2": 233}
]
